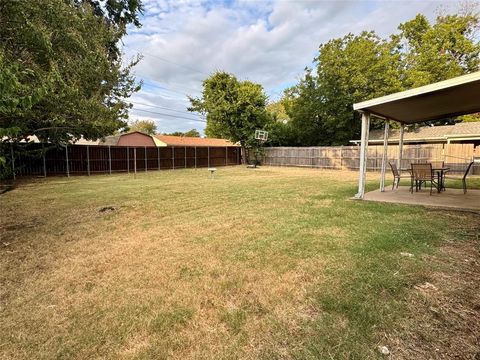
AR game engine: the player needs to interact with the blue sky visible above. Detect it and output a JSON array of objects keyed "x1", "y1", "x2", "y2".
[{"x1": 122, "y1": 0, "x2": 459, "y2": 135}]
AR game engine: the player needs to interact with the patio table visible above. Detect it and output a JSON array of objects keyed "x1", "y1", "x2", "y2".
[
  {"x1": 404, "y1": 166, "x2": 450, "y2": 193},
  {"x1": 434, "y1": 167, "x2": 449, "y2": 191}
]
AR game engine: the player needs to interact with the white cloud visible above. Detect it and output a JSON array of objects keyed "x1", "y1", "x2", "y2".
[{"x1": 123, "y1": 0, "x2": 458, "y2": 134}]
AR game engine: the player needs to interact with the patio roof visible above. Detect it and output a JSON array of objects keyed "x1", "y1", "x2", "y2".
[
  {"x1": 353, "y1": 72, "x2": 480, "y2": 200},
  {"x1": 353, "y1": 71, "x2": 480, "y2": 124}
]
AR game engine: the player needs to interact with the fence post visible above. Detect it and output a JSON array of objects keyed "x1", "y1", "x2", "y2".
[
  {"x1": 144, "y1": 146, "x2": 147, "y2": 172},
  {"x1": 185, "y1": 146, "x2": 187, "y2": 168},
  {"x1": 108, "y1": 145, "x2": 112, "y2": 174},
  {"x1": 87, "y1": 145, "x2": 90, "y2": 176},
  {"x1": 194, "y1": 147, "x2": 197, "y2": 169},
  {"x1": 42, "y1": 144, "x2": 47, "y2": 177},
  {"x1": 127, "y1": 147, "x2": 130, "y2": 173},
  {"x1": 133, "y1": 147, "x2": 137, "y2": 179},
  {"x1": 340, "y1": 146, "x2": 343, "y2": 170},
  {"x1": 65, "y1": 145, "x2": 70, "y2": 178},
  {"x1": 208, "y1": 147, "x2": 210, "y2": 168},
  {"x1": 10, "y1": 143, "x2": 16, "y2": 180},
  {"x1": 172, "y1": 146, "x2": 175, "y2": 170},
  {"x1": 157, "y1": 147, "x2": 160, "y2": 170}
]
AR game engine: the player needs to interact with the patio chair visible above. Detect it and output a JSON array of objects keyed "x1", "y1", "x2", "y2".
[
  {"x1": 411, "y1": 163, "x2": 438, "y2": 195},
  {"x1": 430, "y1": 161, "x2": 445, "y2": 169},
  {"x1": 443, "y1": 161, "x2": 474, "y2": 194},
  {"x1": 389, "y1": 161, "x2": 410, "y2": 189}
]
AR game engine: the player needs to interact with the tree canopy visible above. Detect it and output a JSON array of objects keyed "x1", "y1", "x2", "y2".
[
  {"x1": 164, "y1": 129, "x2": 201, "y2": 137},
  {"x1": 188, "y1": 72, "x2": 271, "y2": 157},
  {"x1": 0, "y1": 0, "x2": 142, "y2": 146},
  {"x1": 266, "y1": 101, "x2": 289, "y2": 123},
  {"x1": 279, "y1": 6, "x2": 480, "y2": 146},
  {"x1": 127, "y1": 119, "x2": 157, "y2": 135}
]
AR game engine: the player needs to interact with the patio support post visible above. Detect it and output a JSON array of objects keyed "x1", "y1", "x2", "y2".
[
  {"x1": 355, "y1": 111, "x2": 370, "y2": 199},
  {"x1": 185, "y1": 146, "x2": 187, "y2": 168},
  {"x1": 172, "y1": 146, "x2": 175, "y2": 170},
  {"x1": 225, "y1": 146, "x2": 228, "y2": 166},
  {"x1": 397, "y1": 123, "x2": 405, "y2": 169},
  {"x1": 158, "y1": 147, "x2": 161, "y2": 170},
  {"x1": 208, "y1": 147, "x2": 210, "y2": 168},
  {"x1": 380, "y1": 120, "x2": 389, "y2": 192},
  {"x1": 127, "y1": 147, "x2": 130, "y2": 173}
]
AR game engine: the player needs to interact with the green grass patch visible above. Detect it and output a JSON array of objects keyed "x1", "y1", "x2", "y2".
[{"x1": 1, "y1": 167, "x2": 478, "y2": 359}]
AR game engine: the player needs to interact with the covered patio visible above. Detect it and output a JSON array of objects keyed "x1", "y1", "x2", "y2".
[
  {"x1": 353, "y1": 71, "x2": 480, "y2": 212},
  {"x1": 364, "y1": 186, "x2": 480, "y2": 212}
]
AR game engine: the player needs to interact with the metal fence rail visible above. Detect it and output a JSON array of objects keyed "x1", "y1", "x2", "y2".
[{"x1": 13, "y1": 144, "x2": 241, "y2": 177}]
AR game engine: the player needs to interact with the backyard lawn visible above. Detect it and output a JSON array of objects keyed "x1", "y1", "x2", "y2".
[{"x1": 1, "y1": 166, "x2": 479, "y2": 359}]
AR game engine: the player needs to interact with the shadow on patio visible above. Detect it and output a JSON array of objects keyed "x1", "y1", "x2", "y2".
[{"x1": 364, "y1": 186, "x2": 480, "y2": 212}]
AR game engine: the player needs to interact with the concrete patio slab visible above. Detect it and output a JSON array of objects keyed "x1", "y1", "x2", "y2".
[{"x1": 364, "y1": 186, "x2": 480, "y2": 213}]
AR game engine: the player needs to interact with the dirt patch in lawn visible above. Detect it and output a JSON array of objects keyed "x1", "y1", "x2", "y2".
[{"x1": 385, "y1": 221, "x2": 480, "y2": 359}]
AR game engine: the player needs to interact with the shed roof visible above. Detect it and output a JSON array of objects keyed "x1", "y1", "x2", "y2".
[
  {"x1": 353, "y1": 71, "x2": 480, "y2": 124},
  {"x1": 154, "y1": 135, "x2": 237, "y2": 147}
]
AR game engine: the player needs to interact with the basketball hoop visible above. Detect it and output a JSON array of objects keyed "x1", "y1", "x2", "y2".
[{"x1": 255, "y1": 130, "x2": 268, "y2": 142}]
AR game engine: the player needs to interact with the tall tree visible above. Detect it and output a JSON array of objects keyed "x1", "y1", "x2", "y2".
[
  {"x1": 266, "y1": 100, "x2": 290, "y2": 123},
  {"x1": 128, "y1": 119, "x2": 157, "y2": 135},
  {"x1": 164, "y1": 129, "x2": 201, "y2": 137},
  {"x1": 0, "y1": 0, "x2": 142, "y2": 176},
  {"x1": 396, "y1": 11, "x2": 480, "y2": 88},
  {"x1": 285, "y1": 31, "x2": 402, "y2": 146},
  {"x1": 184, "y1": 129, "x2": 201, "y2": 137},
  {"x1": 188, "y1": 72, "x2": 272, "y2": 162},
  {"x1": 283, "y1": 6, "x2": 480, "y2": 146}
]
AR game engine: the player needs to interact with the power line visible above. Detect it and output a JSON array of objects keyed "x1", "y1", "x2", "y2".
[
  {"x1": 125, "y1": 45, "x2": 209, "y2": 76},
  {"x1": 140, "y1": 80, "x2": 191, "y2": 97},
  {"x1": 130, "y1": 108, "x2": 207, "y2": 123},
  {"x1": 130, "y1": 101, "x2": 205, "y2": 118},
  {"x1": 138, "y1": 78, "x2": 201, "y2": 95}
]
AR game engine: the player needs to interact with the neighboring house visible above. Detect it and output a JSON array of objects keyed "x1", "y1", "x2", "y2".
[
  {"x1": 350, "y1": 122, "x2": 480, "y2": 147},
  {"x1": 153, "y1": 135, "x2": 237, "y2": 147},
  {"x1": 22, "y1": 131, "x2": 237, "y2": 148},
  {"x1": 74, "y1": 135, "x2": 119, "y2": 146}
]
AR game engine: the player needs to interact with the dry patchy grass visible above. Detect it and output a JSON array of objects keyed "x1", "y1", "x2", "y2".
[{"x1": 0, "y1": 166, "x2": 479, "y2": 359}]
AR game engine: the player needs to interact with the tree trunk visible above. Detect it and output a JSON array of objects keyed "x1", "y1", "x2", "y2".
[{"x1": 240, "y1": 143, "x2": 248, "y2": 165}]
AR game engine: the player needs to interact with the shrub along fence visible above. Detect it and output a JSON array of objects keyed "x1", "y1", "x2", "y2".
[
  {"x1": 263, "y1": 143, "x2": 480, "y2": 174},
  {"x1": 12, "y1": 144, "x2": 241, "y2": 177}
]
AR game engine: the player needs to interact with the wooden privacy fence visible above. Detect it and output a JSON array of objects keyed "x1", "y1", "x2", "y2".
[
  {"x1": 263, "y1": 144, "x2": 480, "y2": 174},
  {"x1": 14, "y1": 144, "x2": 241, "y2": 177}
]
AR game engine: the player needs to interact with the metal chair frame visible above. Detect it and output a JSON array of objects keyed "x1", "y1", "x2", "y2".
[
  {"x1": 410, "y1": 163, "x2": 438, "y2": 195},
  {"x1": 389, "y1": 161, "x2": 410, "y2": 189},
  {"x1": 443, "y1": 161, "x2": 474, "y2": 194}
]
